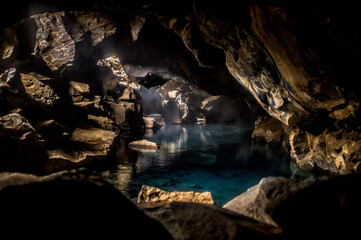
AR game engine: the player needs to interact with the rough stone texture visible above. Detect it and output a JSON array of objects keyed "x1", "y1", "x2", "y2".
[
  {"x1": 171, "y1": 202, "x2": 282, "y2": 240},
  {"x1": 0, "y1": 113, "x2": 46, "y2": 172},
  {"x1": 290, "y1": 128, "x2": 361, "y2": 174},
  {"x1": 87, "y1": 114, "x2": 116, "y2": 131},
  {"x1": 252, "y1": 116, "x2": 290, "y2": 152},
  {"x1": 32, "y1": 12, "x2": 75, "y2": 73},
  {"x1": 0, "y1": 169, "x2": 173, "y2": 238},
  {"x1": 138, "y1": 185, "x2": 215, "y2": 208},
  {"x1": 45, "y1": 124, "x2": 117, "y2": 172},
  {"x1": 223, "y1": 177, "x2": 315, "y2": 227}
]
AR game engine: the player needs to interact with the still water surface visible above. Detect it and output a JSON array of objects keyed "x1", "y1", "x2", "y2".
[{"x1": 104, "y1": 124, "x2": 298, "y2": 206}]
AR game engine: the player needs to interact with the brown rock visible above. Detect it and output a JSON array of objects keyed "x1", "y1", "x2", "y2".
[
  {"x1": 129, "y1": 139, "x2": 159, "y2": 152},
  {"x1": 143, "y1": 114, "x2": 164, "y2": 129},
  {"x1": 45, "y1": 124, "x2": 117, "y2": 172},
  {"x1": 289, "y1": 128, "x2": 361, "y2": 174},
  {"x1": 138, "y1": 185, "x2": 215, "y2": 208}
]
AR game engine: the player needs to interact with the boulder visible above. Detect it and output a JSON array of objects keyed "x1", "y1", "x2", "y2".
[
  {"x1": 138, "y1": 185, "x2": 215, "y2": 208},
  {"x1": 170, "y1": 202, "x2": 282, "y2": 240},
  {"x1": 0, "y1": 113, "x2": 46, "y2": 172},
  {"x1": 33, "y1": 119, "x2": 69, "y2": 144},
  {"x1": 87, "y1": 114, "x2": 117, "y2": 131},
  {"x1": 143, "y1": 114, "x2": 165, "y2": 129},
  {"x1": 129, "y1": 139, "x2": 160, "y2": 152},
  {"x1": 223, "y1": 177, "x2": 315, "y2": 227},
  {"x1": 45, "y1": 124, "x2": 117, "y2": 172},
  {"x1": 0, "y1": 169, "x2": 173, "y2": 239}
]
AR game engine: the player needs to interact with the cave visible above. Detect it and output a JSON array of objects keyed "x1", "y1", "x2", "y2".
[{"x1": 1, "y1": 0, "x2": 361, "y2": 239}]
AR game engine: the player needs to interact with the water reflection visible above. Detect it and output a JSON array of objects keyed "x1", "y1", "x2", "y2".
[{"x1": 104, "y1": 124, "x2": 299, "y2": 205}]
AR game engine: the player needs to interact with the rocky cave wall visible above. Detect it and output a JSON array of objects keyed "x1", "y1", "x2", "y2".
[{"x1": 1, "y1": 0, "x2": 361, "y2": 175}]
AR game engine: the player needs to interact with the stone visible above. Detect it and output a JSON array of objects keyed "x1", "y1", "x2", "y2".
[
  {"x1": 32, "y1": 12, "x2": 75, "y2": 73},
  {"x1": 69, "y1": 81, "x2": 90, "y2": 94},
  {"x1": 0, "y1": 113, "x2": 46, "y2": 172},
  {"x1": 33, "y1": 119, "x2": 69, "y2": 144},
  {"x1": 170, "y1": 202, "x2": 282, "y2": 240},
  {"x1": 129, "y1": 139, "x2": 160, "y2": 152},
  {"x1": 138, "y1": 185, "x2": 215, "y2": 208},
  {"x1": 0, "y1": 169, "x2": 173, "y2": 239},
  {"x1": 289, "y1": 128, "x2": 361, "y2": 174},
  {"x1": 143, "y1": 114, "x2": 165, "y2": 129},
  {"x1": 87, "y1": 114, "x2": 116, "y2": 131},
  {"x1": 252, "y1": 116, "x2": 290, "y2": 152},
  {"x1": 45, "y1": 124, "x2": 117, "y2": 172},
  {"x1": 223, "y1": 177, "x2": 315, "y2": 227}
]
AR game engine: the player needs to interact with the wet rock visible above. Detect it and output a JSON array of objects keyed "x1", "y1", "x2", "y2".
[
  {"x1": 129, "y1": 139, "x2": 159, "y2": 152},
  {"x1": 170, "y1": 202, "x2": 282, "y2": 240},
  {"x1": 45, "y1": 123, "x2": 117, "y2": 172},
  {"x1": 0, "y1": 113, "x2": 46, "y2": 172},
  {"x1": 138, "y1": 185, "x2": 215, "y2": 208},
  {"x1": 289, "y1": 128, "x2": 361, "y2": 174},
  {"x1": 223, "y1": 177, "x2": 315, "y2": 227},
  {"x1": 0, "y1": 169, "x2": 173, "y2": 239},
  {"x1": 252, "y1": 116, "x2": 290, "y2": 152},
  {"x1": 143, "y1": 114, "x2": 164, "y2": 129}
]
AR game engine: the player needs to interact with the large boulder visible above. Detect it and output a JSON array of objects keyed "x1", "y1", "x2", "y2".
[
  {"x1": 0, "y1": 113, "x2": 46, "y2": 172},
  {"x1": 170, "y1": 202, "x2": 282, "y2": 240},
  {"x1": 0, "y1": 169, "x2": 173, "y2": 238}
]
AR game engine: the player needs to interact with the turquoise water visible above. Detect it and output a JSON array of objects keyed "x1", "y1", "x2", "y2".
[{"x1": 104, "y1": 124, "x2": 295, "y2": 206}]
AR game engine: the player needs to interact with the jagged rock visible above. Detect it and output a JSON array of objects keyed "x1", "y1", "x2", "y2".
[
  {"x1": 143, "y1": 114, "x2": 164, "y2": 129},
  {"x1": 32, "y1": 12, "x2": 75, "y2": 73},
  {"x1": 129, "y1": 139, "x2": 159, "y2": 152},
  {"x1": 63, "y1": 11, "x2": 118, "y2": 46},
  {"x1": 45, "y1": 124, "x2": 117, "y2": 172},
  {"x1": 289, "y1": 128, "x2": 361, "y2": 174},
  {"x1": 0, "y1": 169, "x2": 173, "y2": 238},
  {"x1": 69, "y1": 80, "x2": 91, "y2": 102},
  {"x1": 0, "y1": 68, "x2": 25, "y2": 108},
  {"x1": 223, "y1": 177, "x2": 315, "y2": 227},
  {"x1": 138, "y1": 185, "x2": 215, "y2": 208},
  {"x1": 105, "y1": 100, "x2": 144, "y2": 131},
  {"x1": 0, "y1": 113, "x2": 46, "y2": 172},
  {"x1": 252, "y1": 116, "x2": 290, "y2": 152},
  {"x1": 170, "y1": 202, "x2": 282, "y2": 240}
]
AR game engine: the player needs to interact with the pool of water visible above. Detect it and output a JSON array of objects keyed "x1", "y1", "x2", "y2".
[{"x1": 104, "y1": 124, "x2": 298, "y2": 206}]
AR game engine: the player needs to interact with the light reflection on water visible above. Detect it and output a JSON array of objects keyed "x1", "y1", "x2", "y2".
[{"x1": 104, "y1": 124, "x2": 297, "y2": 206}]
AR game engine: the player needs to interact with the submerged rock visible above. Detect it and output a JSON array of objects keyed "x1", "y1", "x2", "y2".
[
  {"x1": 138, "y1": 185, "x2": 215, "y2": 208},
  {"x1": 0, "y1": 169, "x2": 173, "y2": 238}
]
